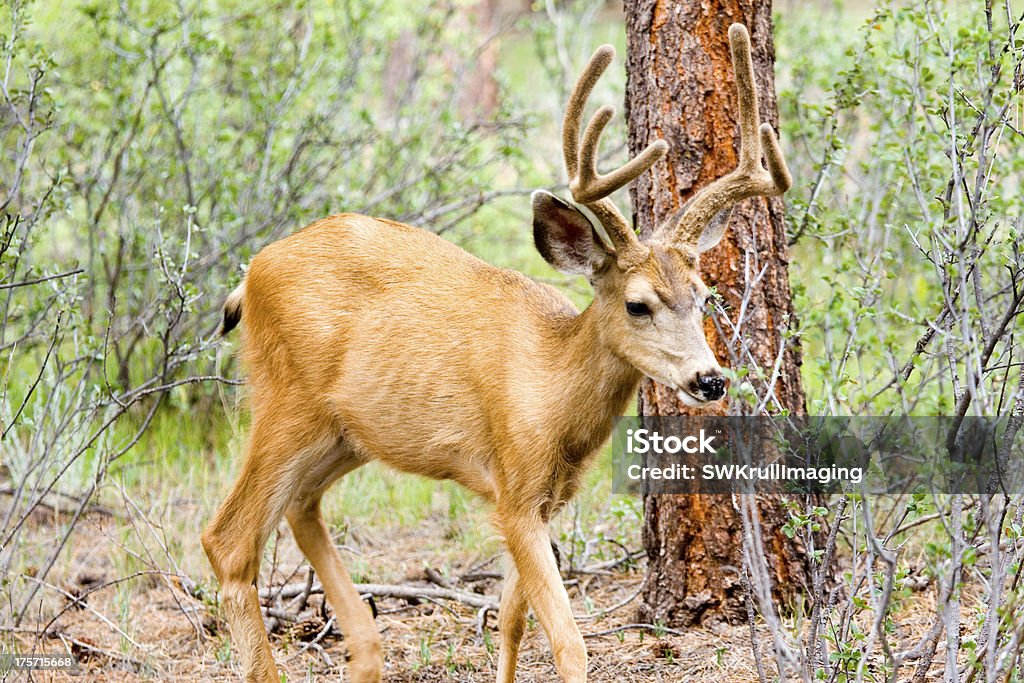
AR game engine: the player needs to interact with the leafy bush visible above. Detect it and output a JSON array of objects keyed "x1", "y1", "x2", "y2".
[
  {"x1": 778, "y1": 1, "x2": 1024, "y2": 418},
  {"x1": 1, "y1": 0, "x2": 531, "y2": 622}
]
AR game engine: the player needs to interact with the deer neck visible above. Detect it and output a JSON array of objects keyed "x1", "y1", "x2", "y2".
[{"x1": 543, "y1": 304, "x2": 642, "y2": 458}]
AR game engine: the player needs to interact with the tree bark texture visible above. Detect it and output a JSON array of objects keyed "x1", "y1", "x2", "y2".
[{"x1": 624, "y1": 0, "x2": 815, "y2": 626}]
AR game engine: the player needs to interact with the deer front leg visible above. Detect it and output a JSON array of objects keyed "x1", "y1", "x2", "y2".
[
  {"x1": 496, "y1": 558, "x2": 528, "y2": 683},
  {"x1": 498, "y1": 512, "x2": 587, "y2": 682}
]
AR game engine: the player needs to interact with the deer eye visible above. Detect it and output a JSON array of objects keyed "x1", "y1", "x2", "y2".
[{"x1": 625, "y1": 301, "x2": 651, "y2": 317}]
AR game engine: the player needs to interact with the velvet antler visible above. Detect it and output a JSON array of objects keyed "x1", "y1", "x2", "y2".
[
  {"x1": 659, "y1": 24, "x2": 791, "y2": 249},
  {"x1": 563, "y1": 45, "x2": 668, "y2": 267}
]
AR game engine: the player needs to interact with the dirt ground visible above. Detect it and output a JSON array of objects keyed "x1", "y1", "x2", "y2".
[
  {"x1": 5, "y1": 508, "x2": 946, "y2": 683},
  {"x1": 9, "y1": 576, "x2": 762, "y2": 683},
  {"x1": 4, "y1": 506, "x2": 745, "y2": 683}
]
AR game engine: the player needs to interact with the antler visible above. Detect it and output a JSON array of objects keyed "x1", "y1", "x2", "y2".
[
  {"x1": 564, "y1": 45, "x2": 668, "y2": 267},
  {"x1": 661, "y1": 24, "x2": 792, "y2": 248}
]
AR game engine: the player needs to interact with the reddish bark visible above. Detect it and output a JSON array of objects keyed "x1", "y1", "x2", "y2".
[{"x1": 624, "y1": 0, "x2": 816, "y2": 625}]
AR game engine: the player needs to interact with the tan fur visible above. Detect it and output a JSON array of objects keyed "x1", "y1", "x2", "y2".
[{"x1": 202, "y1": 24, "x2": 788, "y2": 683}]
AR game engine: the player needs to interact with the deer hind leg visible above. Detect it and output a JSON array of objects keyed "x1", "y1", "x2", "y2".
[
  {"x1": 496, "y1": 558, "x2": 529, "y2": 683},
  {"x1": 499, "y1": 511, "x2": 587, "y2": 683},
  {"x1": 202, "y1": 416, "x2": 327, "y2": 683},
  {"x1": 285, "y1": 454, "x2": 382, "y2": 683}
]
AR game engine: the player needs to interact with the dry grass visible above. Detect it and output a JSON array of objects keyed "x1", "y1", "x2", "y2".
[
  {"x1": 3, "y1": 512, "x2": 685, "y2": 682},
  {"x1": 4, "y1": 503, "x2": 958, "y2": 683}
]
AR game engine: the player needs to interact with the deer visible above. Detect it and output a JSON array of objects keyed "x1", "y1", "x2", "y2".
[{"x1": 202, "y1": 23, "x2": 790, "y2": 683}]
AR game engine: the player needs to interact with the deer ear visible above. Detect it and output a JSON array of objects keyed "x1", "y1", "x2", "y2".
[
  {"x1": 532, "y1": 191, "x2": 610, "y2": 275},
  {"x1": 696, "y1": 207, "x2": 733, "y2": 253}
]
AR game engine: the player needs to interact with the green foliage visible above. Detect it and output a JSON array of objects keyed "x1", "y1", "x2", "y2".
[
  {"x1": 0, "y1": 0, "x2": 537, "y2": 631},
  {"x1": 1, "y1": 0, "x2": 535, "y2": 456},
  {"x1": 777, "y1": 0, "x2": 1024, "y2": 417},
  {"x1": 4, "y1": 3, "x2": 1024, "y2": 680}
]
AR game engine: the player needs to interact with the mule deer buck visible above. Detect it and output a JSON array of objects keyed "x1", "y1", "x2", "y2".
[{"x1": 203, "y1": 23, "x2": 790, "y2": 683}]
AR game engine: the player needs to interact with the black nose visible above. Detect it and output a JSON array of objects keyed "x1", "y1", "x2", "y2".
[{"x1": 696, "y1": 373, "x2": 726, "y2": 400}]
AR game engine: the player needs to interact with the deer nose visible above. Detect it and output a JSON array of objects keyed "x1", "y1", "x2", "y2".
[{"x1": 695, "y1": 373, "x2": 726, "y2": 401}]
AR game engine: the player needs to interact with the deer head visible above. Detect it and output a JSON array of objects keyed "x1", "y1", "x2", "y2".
[{"x1": 531, "y1": 23, "x2": 791, "y2": 406}]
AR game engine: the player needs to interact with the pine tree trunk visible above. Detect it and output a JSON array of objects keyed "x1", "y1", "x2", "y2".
[{"x1": 624, "y1": 0, "x2": 817, "y2": 626}]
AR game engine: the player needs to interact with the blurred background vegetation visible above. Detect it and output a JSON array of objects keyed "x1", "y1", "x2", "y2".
[{"x1": 1, "y1": 0, "x2": 1023, "y2": 678}]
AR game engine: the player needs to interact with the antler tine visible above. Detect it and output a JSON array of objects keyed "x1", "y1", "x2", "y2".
[
  {"x1": 563, "y1": 45, "x2": 614, "y2": 185},
  {"x1": 563, "y1": 44, "x2": 668, "y2": 266},
  {"x1": 730, "y1": 23, "x2": 761, "y2": 171},
  {"x1": 760, "y1": 122, "x2": 792, "y2": 192},
  {"x1": 577, "y1": 105, "x2": 669, "y2": 203},
  {"x1": 662, "y1": 23, "x2": 792, "y2": 248},
  {"x1": 733, "y1": 24, "x2": 791, "y2": 189}
]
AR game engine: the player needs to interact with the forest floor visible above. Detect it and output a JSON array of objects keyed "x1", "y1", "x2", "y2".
[
  {"x1": 5, "y1": 503, "x2": 950, "y2": 683},
  {"x1": 6, "y1": 511, "x2": 733, "y2": 682}
]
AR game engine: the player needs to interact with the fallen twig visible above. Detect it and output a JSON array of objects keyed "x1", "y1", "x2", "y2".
[
  {"x1": 264, "y1": 606, "x2": 315, "y2": 623},
  {"x1": 460, "y1": 571, "x2": 502, "y2": 583},
  {"x1": 567, "y1": 548, "x2": 645, "y2": 577},
  {"x1": 576, "y1": 575, "x2": 647, "y2": 622},
  {"x1": 424, "y1": 567, "x2": 454, "y2": 588},
  {"x1": 56, "y1": 632, "x2": 148, "y2": 671},
  {"x1": 289, "y1": 616, "x2": 336, "y2": 662},
  {"x1": 259, "y1": 581, "x2": 499, "y2": 611},
  {"x1": 475, "y1": 604, "x2": 493, "y2": 638},
  {"x1": 582, "y1": 623, "x2": 688, "y2": 639}
]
